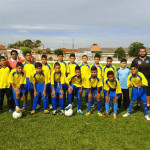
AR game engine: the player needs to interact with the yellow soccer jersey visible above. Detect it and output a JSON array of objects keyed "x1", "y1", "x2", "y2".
[
  {"x1": 51, "y1": 70, "x2": 65, "y2": 85},
  {"x1": 66, "y1": 75, "x2": 82, "y2": 87},
  {"x1": 8, "y1": 69, "x2": 26, "y2": 87},
  {"x1": 30, "y1": 71, "x2": 49, "y2": 84},
  {"x1": 103, "y1": 78, "x2": 122, "y2": 94},
  {"x1": 23, "y1": 61, "x2": 35, "y2": 78},
  {"x1": 90, "y1": 64, "x2": 103, "y2": 79},
  {"x1": 53, "y1": 61, "x2": 68, "y2": 76},
  {"x1": 103, "y1": 65, "x2": 116, "y2": 80},
  {"x1": 0, "y1": 66, "x2": 11, "y2": 89},
  {"x1": 127, "y1": 72, "x2": 148, "y2": 88},
  {"x1": 86, "y1": 76, "x2": 103, "y2": 88},
  {"x1": 42, "y1": 63, "x2": 52, "y2": 83},
  {"x1": 67, "y1": 62, "x2": 78, "y2": 77}
]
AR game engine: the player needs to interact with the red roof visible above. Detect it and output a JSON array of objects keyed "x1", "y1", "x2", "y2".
[
  {"x1": 61, "y1": 48, "x2": 78, "y2": 53},
  {"x1": 0, "y1": 45, "x2": 7, "y2": 50}
]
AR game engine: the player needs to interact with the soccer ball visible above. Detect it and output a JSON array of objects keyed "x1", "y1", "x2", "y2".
[
  {"x1": 12, "y1": 111, "x2": 22, "y2": 119},
  {"x1": 65, "y1": 109, "x2": 73, "y2": 117}
]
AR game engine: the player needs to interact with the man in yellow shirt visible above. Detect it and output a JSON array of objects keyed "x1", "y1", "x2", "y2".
[
  {"x1": 123, "y1": 64, "x2": 150, "y2": 120},
  {"x1": 0, "y1": 56, "x2": 14, "y2": 113},
  {"x1": 103, "y1": 71, "x2": 122, "y2": 119}
]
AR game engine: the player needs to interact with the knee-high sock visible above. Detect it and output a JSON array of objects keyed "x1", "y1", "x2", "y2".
[
  {"x1": 128, "y1": 102, "x2": 134, "y2": 114},
  {"x1": 88, "y1": 100, "x2": 91, "y2": 112},
  {"x1": 60, "y1": 98, "x2": 64, "y2": 110},
  {"x1": 15, "y1": 99, "x2": 20, "y2": 107},
  {"x1": 33, "y1": 95, "x2": 38, "y2": 111},
  {"x1": 68, "y1": 93, "x2": 72, "y2": 105},
  {"x1": 97, "y1": 101, "x2": 101, "y2": 112},
  {"x1": 105, "y1": 102, "x2": 109, "y2": 114},
  {"x1": 78, "y1": 99, "x2": 81, "y2": 110},
  {"x1": 114, "y1": 102, "x2": 118, "y2": 115},
  {"x1": 52, "y1": 97, "x2": 57, "y2": 111},
  {"x1": 85, "y1": 93, "x2": 88, "y2": 103},
  {"x1": 143, "y1": 104, "x2": 148, "y2": 116},
  {"x1": 42, "y1": 96, "x2": 47, "y2": 110}
]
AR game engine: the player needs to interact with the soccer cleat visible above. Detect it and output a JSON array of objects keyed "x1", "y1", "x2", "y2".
[
  {"x1": 113, "y1": 114, "x2": 117, "y2": 119},
  {"x1": 65, "y1": 104, "x2": 72, "y2": 110},
  {"x1": 123, "y1": 112, "x2": 130, "y2": 117},
  {"x1": 77, "y1": 109, "x2": 83, "y2": 114},
  {"x1": 91, "y1": 104, "x2": 95, "y2": 108},
  {"x1": 44, "y1": 109, "x2": 49, "y2": 114},
  {"x1": 104, "y1": 113, "x2": 109, "y2": 118},
  {"x1": 145, "y1": 115, "x2": 150, "y2": 121},
  {"x1": 36, "y1": 104, "x2": 41, "y2": 110},
  {"x1": 49, "y1": 104, "x2": 53, "y2": 110},
  {"x1": 52, "y1": 110, "x2": 57, "y2": 115},
  {"x1": 85, "y1": 112, "x2": 91, "y2": 116},
  {"x1": 97, "y1": 112, "x2": 103, "y2": 117},
  {"x1": 60, "y1": 110, "x2": 65, "y2": 115},
  {"x1": 30, "y1": 110, "x2": 35, "y2": 115},
  {"x1": 15, "y1": 106, "x2": 20, "y2": 113}
]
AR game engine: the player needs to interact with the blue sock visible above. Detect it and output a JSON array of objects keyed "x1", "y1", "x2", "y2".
[
  {"x1": 105, "y1": 102, "x2": 109, "y2": 114},
  {"x1": 15, "y1": 99, "x2": 20, "y2": 107},
  {"x1": 143, "y1": 104, "x2": 148, "y2": 116},
  {"x1": 23, "y1": 103, "x2": 26, "y2": 107},
  {"x1": 85, "y1": 93, "x2": 88, "y2": 103},
  {"x1": 78, "y1": 99, "x2": 81, "y2": 110},
  {"x1": 97, "y1": 101, "x2": 101, "y2": 112},
  {"x1": 43, "y1": 96, "x2": 47, "y2": 110},
  {"x1": 128, "y1": 103, "x2": 134, "y2": 114},
  {"x1": 88, "y1": 100, "x2": 91, "y2": 112},
  {"x1": 68, "y1": 93, "x2": 72, "y2": 105},
  {"x1": 60, "y1": 98, "x2": 64, "y2": 110},
  {"x1": 52, "y1": 97, "x2": 57, "y2": 111},
  {"x1": 33, "y1": 96, "x2": 38, "y2": 111},
  {"x1": 114, "y1": 102, "x2": 118, "y2": 115}
]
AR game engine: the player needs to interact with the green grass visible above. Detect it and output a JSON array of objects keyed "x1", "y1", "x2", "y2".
[{"x1": 0, "y1": 63, "x2": 150, "y2": 150}]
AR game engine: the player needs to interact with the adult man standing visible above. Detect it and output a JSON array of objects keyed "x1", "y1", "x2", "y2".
[
  {"x1": 131, "y1": 47, "x2": 150, "y2": 109},
  {"x1": 6, "y1": 50, "x2": 24, "y2": 69}
]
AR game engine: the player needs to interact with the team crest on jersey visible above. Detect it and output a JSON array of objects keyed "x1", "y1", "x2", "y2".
[
  {"x1": 146, "y1": 60, "x2": 149, "y2": 64},
  {"x1": 138, "y1": 61, "x2": 142, "y2": 64}
]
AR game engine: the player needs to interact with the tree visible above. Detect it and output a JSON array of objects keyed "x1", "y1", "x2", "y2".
[
  {"x1": 114, "y1": 47, "x2": 126, "y2": 59},
  {"x1": 128, "y1": 42, "x2": 144, "y2": 57},
  {"x1": 35, "y1": 49, "x2": 43, "y2": 54},
  {"x1": 54, "y1": 49, "x2": 63, "y2": 55},
  {"x1": 20, "y1": 47, "x2": 31, "y2": 55}
]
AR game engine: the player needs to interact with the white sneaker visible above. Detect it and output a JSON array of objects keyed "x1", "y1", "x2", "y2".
[
  {"x1": 123, "y1": 112, "x2": 130, "y2": 117},
  {"x1": 145, "y1": 115, "x2": 150, "y2": 121}
]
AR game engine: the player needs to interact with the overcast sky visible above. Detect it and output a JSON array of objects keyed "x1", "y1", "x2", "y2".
[{"x1": 0, "y1": 0, "x2": 150, "y2": 48}]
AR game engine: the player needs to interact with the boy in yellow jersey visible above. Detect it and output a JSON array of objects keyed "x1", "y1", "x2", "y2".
[
  {"x1": 0, "y1": 56, "x2": 14, "y2": 113},
  {"x1": 22, "y1": 51, "x2": 35, "y2": 109},
  {"x1": 65, "y1": 66, "x2": 83, "y2": 114},
  {"x1": 30, "y1": 62, "x2": 49, "y2": 114},
  {"x1": 8, "y1": 62, "x2": 26, "y2": 112},
  {"x1": 123, "y1": 64, "x2": 150, "y2": 120},
  {"x1": 103, "y1": 71, "x2": 122, "y2": 119},
  {"x1": 79, "y1": 55, "x2": 91, "y2": 105},
  {"x1": 51, "y1": 63, "x2": 65, "y2": 115},
  {"x1": 85, "y1": 66, "x2": 103, "y2": 116}
]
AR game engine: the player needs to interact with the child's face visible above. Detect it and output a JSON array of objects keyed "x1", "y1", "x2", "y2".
[
  {"x1": 70, "y1": 57, "x2": 75, "y2": 63},
  {"x1": 121, "y1": 62, "x2": 127, "y2": 68},
  {"x1": 0, "y1": 58, "x2": 6, "y2": 66},
  {"x1": 82, "y1": 56, "x2": 88, "y2": 63},
  {"x1": 11, "y1": 52, "x2": 18, "y2": 60},
  {"x1": 25, "y1": 53, "x2": 32, "y2": 61},
  {"x1": 108, "y1": 74, "x2": 114, "y2": 82},
  {"x1": 131, "y1": 67, "x2": 138, "y2": 75},
  {"x1": 36, "y1": 67, "x2": 42, "y2": 74},
  {"x1": 55, "y1": 65, "x2": 60, "y2": 73},
  {"x1": 75, "y1": 70, "x2": 81, "y2": 77},
  {"x1": 16, "y1": 66, "x2": 23, "y2": 74},
  {"x1": 41, "y1": 58, "x2": 47, "y2": 65},
  {"x1": 57, "y1": 55, "x2": 63, "y2": 62},
  {"x1": 91, "y1": 70, "x2": 97, "y2": 78},
  {"x1": 94, "y1": 57, "x2": 100, "y2": 64},
  {"x1": 107, "y1": 59, "x2": 112, "y2": 66}
]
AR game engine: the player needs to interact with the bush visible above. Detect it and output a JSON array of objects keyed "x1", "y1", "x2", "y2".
[
  {"x1": 35, "y1": 49, "x2": 43, "y2": 54},
  {"x1": 114, "y1": 47, "x2": 126, "y2": 59}
]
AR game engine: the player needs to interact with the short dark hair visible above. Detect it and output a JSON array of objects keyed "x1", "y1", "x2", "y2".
[
  {"x1": 70, "y1": 53, "x2": 75, "y2": 57},
  {"x1": 75, "y1": 66, "x2": 80, "y2": 71},
  {"x1": 24, "y1": 51, "x2": 31, "y2": 56},
  {"x1": 107, "y1": 57, "x2": 112, "y2": 60},
  {"x1": 54, "y1": 62, "x2": 60, "y2": 68},
  {"x1": 35, "y1": 62, "x2": 42, "y2": 68},
  {"x1": 91, "y1": 66, "x2": 97, "y2": 71},
  {"x1": 139, "y1": 46, "x2": 146, "y2": 51},
  {"x1": 107, "y1": 71, "x2": 114, "y2": 77},
  {"x1": 57, "y1": 51, "x2": 63, "y2": 56},
  {"x1": 41, "y1": 54, "x2": 47, "y2": 59},
  {"x1": 130, "y1": 63, "x2": 138, "y2": 69},
  {"x1": 94, "y1": 54, "x2": 100, "y2": 59},
  {"x1": 0, "y1": 56, "x2": 6, "y2": 60},
  {"x1": 11, "y1": 50, "x2": 18, "y2": 55},
  {"x1": 82, "y1": 55, "x2": 88, "y2": 59},
  {"x1": 16, "y1": 62, "x2": 23, "y2": 68},
  {"x1": 120, "y1": 58, "x2": 127, "y2": 63}
]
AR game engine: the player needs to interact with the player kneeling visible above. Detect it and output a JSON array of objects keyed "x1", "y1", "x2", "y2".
[
  {"x1": 30, "y1": 62, "x2": 49, "y2": 115},
  {"x1": 123, "y1": 64, "x2": 150, "y2": 120},
  {"x1": 85, "y1": 66, "x2": 103, "y2": 116},
  {"x1": 104, "y1": 71, "x2": 122, "y2": 119},
  {"x1": 65, "y1": 66, "x2": 83, "y2": 114},
  {"x1": 8, "y1": 62, "x2": 26, "y2": 112}
]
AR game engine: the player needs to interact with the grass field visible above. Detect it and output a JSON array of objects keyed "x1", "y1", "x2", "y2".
[{"x1": 0, "y1": 64, "x2": 150, "y2": 150}]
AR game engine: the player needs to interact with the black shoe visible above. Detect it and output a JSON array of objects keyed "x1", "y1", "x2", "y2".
[{"x1": 134, "y1": 105, "x2": 140, "y2": 110}]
